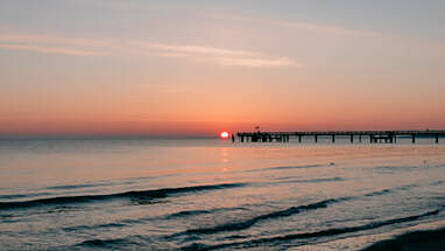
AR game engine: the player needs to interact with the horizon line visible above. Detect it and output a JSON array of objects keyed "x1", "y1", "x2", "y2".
[{"x1": 2, "y1": 127, "x2": 445, "y2": 140}]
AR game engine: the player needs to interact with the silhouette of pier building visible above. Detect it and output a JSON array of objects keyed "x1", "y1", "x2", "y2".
[{"x1": 236, "y1": 130, "x2": 444, "y2": 144}]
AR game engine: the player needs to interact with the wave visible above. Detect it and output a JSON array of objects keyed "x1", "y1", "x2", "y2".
[
  {"x1": 180, "y1": 209, "x2": 441, "y2": 250},
  {"x1": 46, "y1": 183, "x2": 106, "y2": 190},
  {"x1": 175, "y1": 185, "x2": 420, "y2": 238},
  {"x1": 166, "y1": 207, "x2": 246, "y2": 220},
  {"x1": 364, "y1": 189, "x2": 391, "y2": 197},
  {"x1": 431, "y1": 180, "x2": 445, "y2": 186},
  {"x1": 276, "y1": 177, "x2": 344, "y2": 184},
  {"x1": 60, "y1": 186, "x2": 412, "y2": 237},
  {"x1": 172, "y1": 197, "x2": 351, "y2": 237},
  {"x1": 375, "y1": 163, "x2": 445, "y2": 173},
  {"x1": 76, "y1": 235, "x2": 145, "y2": 248},
  {"x1": 0, "y1": 192, "x2": 54, "y2": 200},
  {"x1": 0, "y1": 183, "x2": 246, "y2": 210},
  {"x1": 166, "y1": 209, "x2": 214, "y2": 219},
  {"x1": 10, "y1": 185, "x2": 414, "y2": 238},
  {"x1": 361, "y1": 226, "x2": 445, "y2": 251},
  {"x1": 63, "y1": 222, "x2": 128, "y2": 232},
  {"x1": 62, "y1": 207, "x2": 248, "y2": 234},
  {"x1": 74, "y1": 234, "x2": 182, "y2": 250},
  {"x1": 45, "y1": 176, "x2": 153, "y2": 190},
  {"x1": 268, "y1": 164, "x2": 325, "y2": 170},
  {"x1": 246, "y1": 164, "x2": 324, "y2": 173},
  {"x1": 363, "y1": 184, "x2": 418, "y2": 198}
]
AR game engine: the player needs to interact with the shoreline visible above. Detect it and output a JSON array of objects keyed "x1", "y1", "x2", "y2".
[{"x1": 361, "y1": 227, "x2": 445, "y2": 251}]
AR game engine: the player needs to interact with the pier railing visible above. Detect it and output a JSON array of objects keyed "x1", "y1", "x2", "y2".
[{"x1": 236, "y1": 130, "x2": 445, "y2": 144}]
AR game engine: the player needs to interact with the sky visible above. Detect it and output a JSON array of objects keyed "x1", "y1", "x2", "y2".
[{"x1": 1, "y1": 0, "x2": 445, "y2": 136}]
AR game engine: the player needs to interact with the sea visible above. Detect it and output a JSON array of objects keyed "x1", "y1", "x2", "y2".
[{"x1": 0, "y1": 136, "x2": 444, "y2": 250}]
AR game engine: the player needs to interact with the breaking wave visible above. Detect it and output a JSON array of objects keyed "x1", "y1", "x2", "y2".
[{"x1": 0, "y1": 183, "x2": 246, "y2": 210}]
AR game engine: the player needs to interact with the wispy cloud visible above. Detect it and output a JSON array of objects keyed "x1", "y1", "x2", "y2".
[
  {"x1": 0, "y1": 33, "x2": 298, "y2": 68},
  {"x1": 141, "y1": 42, "x2": 255, "y2": 57},
  {"x1": 217, "y1": 57, "x2": 297, "y2": 68},
  {"x1": 0, "y1": 43, "x2": 101, "y2": 56},
  {"x1": 0, "y1": 34, "x2": 108, "y2": 47},
  {"x1": 129, "y1": 41, "x2": 298, "y2": 68},
  {"x1": 0, "y1": 34, "x2": 107, "y2": 56},
  {"x1": 273, "y1": 20, "x2": 380, "y2": 37},
  {"x1": 205, "y1": 13, "x2": 380, "y2": 37}
]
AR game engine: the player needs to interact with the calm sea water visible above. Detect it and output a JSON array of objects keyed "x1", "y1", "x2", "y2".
[{"x1": 0, "y1": 137, "x2": 444, "y2": 250}]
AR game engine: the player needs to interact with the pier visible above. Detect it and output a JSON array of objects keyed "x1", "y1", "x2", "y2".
[{"x1": 236, "y1": 130, "x2": 445, "y2": 144}]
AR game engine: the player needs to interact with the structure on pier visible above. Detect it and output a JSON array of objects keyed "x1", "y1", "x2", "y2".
[{"x1": 236, "y1": 130, "x2": 445, "y2": 144}]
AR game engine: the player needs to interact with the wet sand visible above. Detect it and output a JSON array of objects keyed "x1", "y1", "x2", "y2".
[{"x1": 362, "y1": 227, "x2": 445, "y2": 251}]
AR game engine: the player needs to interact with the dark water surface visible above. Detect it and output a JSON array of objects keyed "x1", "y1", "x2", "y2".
[{"x1": 0, "y1": 138, "x2": 444, "y2": 250}]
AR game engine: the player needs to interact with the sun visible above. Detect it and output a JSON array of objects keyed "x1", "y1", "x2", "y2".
[{"x1": 219, "y1": 131, "x2": 230, "y2": 139}]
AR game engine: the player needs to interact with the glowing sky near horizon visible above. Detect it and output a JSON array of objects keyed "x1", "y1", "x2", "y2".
[{"x1": 1, "y1": 0, "x2": 445, "y2": 136}]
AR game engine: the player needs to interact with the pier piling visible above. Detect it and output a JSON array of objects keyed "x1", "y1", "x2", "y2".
[{"x1": 236, "y1": 130, "x2": 445, "y2": 144}]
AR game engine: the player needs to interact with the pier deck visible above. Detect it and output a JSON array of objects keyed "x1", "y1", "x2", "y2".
[{"x1": 236, "y1": 130, "x2": 445, "y2": 144}]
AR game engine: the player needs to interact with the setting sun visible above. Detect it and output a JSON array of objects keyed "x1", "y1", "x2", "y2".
[{"x1": 219, "y1": 131, "x2": 230, "y2": 139}]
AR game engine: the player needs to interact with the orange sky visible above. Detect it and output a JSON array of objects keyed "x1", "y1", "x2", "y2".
[{"x1": 1, "y1": 1, "x2": 445, "y2": 136}]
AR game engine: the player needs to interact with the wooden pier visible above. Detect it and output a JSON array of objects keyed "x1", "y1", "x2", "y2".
[{"x1": 236, "y1": 130, "x2": 445, "y2": 144}]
